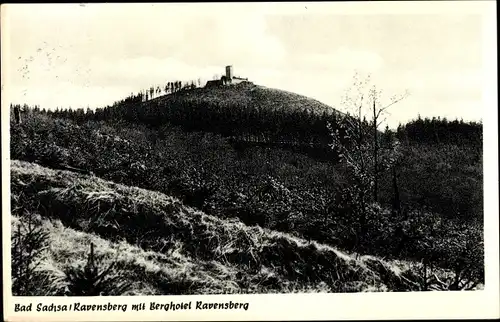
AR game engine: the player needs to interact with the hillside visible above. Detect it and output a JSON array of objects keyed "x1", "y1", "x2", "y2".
[
  {"x1": 147, "y1": 83, "x2": 340, "y2": 116},
  {"x1": 10, "y1": 112, "x2": 484, "y2": 277},
  {"x1": 10, "y1": 107, "x2": 484, "y2": 295},
  {"x1": 11, "y1": 160, "x2": 459, "y2": 295},
  {"x1": 84, "y1": 82, "x2": 346, "y2": 154}
]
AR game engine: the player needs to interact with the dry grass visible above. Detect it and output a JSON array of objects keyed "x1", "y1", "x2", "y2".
[{"x1": 11, "y1": 160, "x2": 457, "y2": 294}]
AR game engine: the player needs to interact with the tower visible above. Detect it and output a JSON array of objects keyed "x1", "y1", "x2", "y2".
[{"x1": 225, "y1": 65, "x2": 233, "y2": 81}]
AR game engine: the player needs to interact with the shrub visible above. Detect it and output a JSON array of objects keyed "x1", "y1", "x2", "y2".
[{"x1": 63, "y1": 243, "x2": 132, "y2": 296}]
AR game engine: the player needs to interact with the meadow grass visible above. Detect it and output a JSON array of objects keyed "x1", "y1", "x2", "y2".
[{"x1": 11, "y1": 160, "x2": 466, "y2": 295}]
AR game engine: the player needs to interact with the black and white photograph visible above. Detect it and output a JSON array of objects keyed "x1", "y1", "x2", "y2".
[{"x1": 2, "y1": 2, "x2": 498, "y2": 321}]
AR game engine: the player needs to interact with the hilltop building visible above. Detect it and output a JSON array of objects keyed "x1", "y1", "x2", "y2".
[{"x1": 206, "y1": 65, "x2": 250, "y2": 87}]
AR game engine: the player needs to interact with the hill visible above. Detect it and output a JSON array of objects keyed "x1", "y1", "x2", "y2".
[
  {"x1": 11, "y1": 160, "x2": 460, "y2": 295},
  {"x1": 148, "y1": 83, "x2": 340, "y2": 116},
  {"x1": 84, "y1": 83, "x2": 345, "y2": 154}
]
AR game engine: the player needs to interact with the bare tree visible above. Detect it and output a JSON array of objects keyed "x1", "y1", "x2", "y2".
[
  {"x1": 328, "y1": 74, "x2": 373, "y2": 239},
  {"x1": 368, "y1": 84, "x2": 408, "y2": 202},
  {"x1": 328, "y1": 72, "x2": 408, "y2": 246}
]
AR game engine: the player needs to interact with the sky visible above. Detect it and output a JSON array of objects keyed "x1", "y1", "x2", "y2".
[{"x1": 1, "y1": 2, "x2": 493, "y2": 127}]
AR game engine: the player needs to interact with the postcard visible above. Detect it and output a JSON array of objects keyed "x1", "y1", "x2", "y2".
[{"x1": 2, "y1": 2, "x2": 498, "y2": 321}]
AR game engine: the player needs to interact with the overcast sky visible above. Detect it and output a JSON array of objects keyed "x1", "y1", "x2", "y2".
[{"x1": 2, "y1": 2, "x2": 494, "y2": 127}]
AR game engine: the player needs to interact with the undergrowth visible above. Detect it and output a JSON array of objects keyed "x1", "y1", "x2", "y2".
[
  {"x1": 63, "y1": 242, "x2": 132, "y2": 296},
  {"x1": 11, "y1": 160, "x2": 481, "y2": 295},
  {"x1": 11, "y1": 212, "x2": 62, "y2": 296}
]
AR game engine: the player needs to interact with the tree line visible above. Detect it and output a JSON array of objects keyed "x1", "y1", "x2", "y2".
[
  {"x1": 19, "y1": 96, "x2": 351, "y2": 156},
  {"x1": 395, "y1": 115, "x2": 482, "y2": 146},
  {"x1": 11, "y1": 99, "x2": 482, "y2": 152},
  {"x1": 11, "y1": 82, "x2": 482, "y2": 158},
  {"x1": 139, "y1": 79, "x2": 202, "y2": 101}
]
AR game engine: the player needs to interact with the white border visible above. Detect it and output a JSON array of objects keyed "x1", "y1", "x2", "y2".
[{"x1": 2, "y1": 2, "x2": 499, "y2": 321}]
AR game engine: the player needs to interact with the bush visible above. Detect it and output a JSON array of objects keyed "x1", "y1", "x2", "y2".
[{"x1": 63, "y1": 243, "x2": 132, "y2": 296}]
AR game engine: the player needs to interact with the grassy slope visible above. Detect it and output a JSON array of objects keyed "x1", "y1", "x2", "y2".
[
  {"x1": 11, "y1": 160, "x2": 450, "y2": 294},
  {"x1": 147, "y1": 83, "x2": 339, "y2": 115}
]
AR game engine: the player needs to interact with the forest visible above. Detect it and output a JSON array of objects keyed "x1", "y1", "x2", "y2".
[{"x1": 9, "y1": 77, "x2": 484, "y2": 295}]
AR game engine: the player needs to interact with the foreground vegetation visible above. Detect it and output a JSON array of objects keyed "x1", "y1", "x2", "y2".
[{"x1": 13, "y1": 160, "x2": 480, "y2": 295}]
